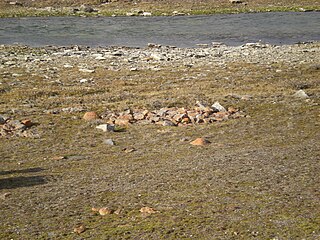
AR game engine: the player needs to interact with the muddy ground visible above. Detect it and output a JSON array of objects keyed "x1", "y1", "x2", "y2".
[{"x1": 0, "y1": 42, "x2": 320, "y2": 239}]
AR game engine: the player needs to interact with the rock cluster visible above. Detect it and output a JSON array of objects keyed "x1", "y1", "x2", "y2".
[
  {"x1": 101, "y1": 102, "x2": 245, "y2": 126},
  {"x1": 0, "y1": 116, "x2": 37, "y2": 137}
]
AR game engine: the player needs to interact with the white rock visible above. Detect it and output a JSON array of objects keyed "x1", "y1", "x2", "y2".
[
  {"x1": 293, "y1": 90, "x2": 309, "y2": 99},
  {"x1": 96, "y1": 124, "x2": 115, "y2": 132},
  {"x1": 95, "y1": 56, "x2": 106, "y2": 60},
  {"x1": 151, "y1": 53, "x2": 165, "y2": 61},
  {"x1": 211, "y1": 102, "x2": 227, "y2": 112},
  {"x1": 79, "y1": 79, "x2": 88, "y2": 83},
  {"x1": 142, "y1": 12, "x2": 152, "y2": 16},
  {"x1": 104, "y1": 139, "x2": 115, "y2": 145},
  {"x1": 79, "y1": 68, "x2": 95, "y2": 73}
]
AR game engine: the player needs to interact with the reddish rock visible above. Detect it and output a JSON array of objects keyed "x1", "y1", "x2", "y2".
[
  {"x1": 190, "y1": 138, "x2": 211, "y2": 146},
  {"x1": 83, "y1": 111, "x2": 99, "y2": 121},
  {"x1": 181, "y1": 117, "x2": 191, "y2": 124},
  {"x1": 21, "y1": 119, "x2": 33, "y2": 127}
]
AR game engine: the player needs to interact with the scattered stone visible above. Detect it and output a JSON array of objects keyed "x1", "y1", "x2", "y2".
[
  {"x1": 190, "y1": 138, "x2": 211, "y2": 146},
  {"x1": 96, "y1": 124, "x2": 115, "y2": 132},
  {"x1": 99, "y1": 207, "x2": 113, "y2": 216},
  {"x1": 74, "y1": 225, "x2": 86, "y2": 234},
  {"x1": 104, "y1": 139, "x2": 115, "y2": 145},
  {"x1": 101, "y1": 102, "x2": 243, "y2": 127},
  {"x1": 293, "y1": 90, "x2": 309, "y2": 99},
  {"x1": 140, "y1": 206, "x2": 157, "y2": 214},
  {"x1": 83, "y1": 111, "x2": 99, "y2": 121},
  {"x1": 3, "y1": 120, "x2": 26, "y2": 131},
  {"x1": 0, "y1": 117, "x2": 37, "y2": 138}
]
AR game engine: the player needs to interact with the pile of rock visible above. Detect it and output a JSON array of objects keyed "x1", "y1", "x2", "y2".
[
  {"x1": 101, "y1": 102, "x2": 245, "y2": 127},
  {"x1": 0, "y1": 115, "x2": 36, "y2": 137}
]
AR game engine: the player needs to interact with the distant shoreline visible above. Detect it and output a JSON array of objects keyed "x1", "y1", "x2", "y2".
[{"x1": 0, "y1": 0, "x2": 319, "y2": 18}]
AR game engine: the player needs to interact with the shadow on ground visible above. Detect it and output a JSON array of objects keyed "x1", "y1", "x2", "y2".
[
  {"x1": 0, "y1": 167, "x2": 45, "y2": 176},
  {"x1": 0, "y1": 175, "x2": 47, "y2": 190}
]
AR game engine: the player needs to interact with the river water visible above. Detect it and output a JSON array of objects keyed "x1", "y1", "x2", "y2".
[{"x1": 0, "y1": 12, "x2": 319, "y2": 47}]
